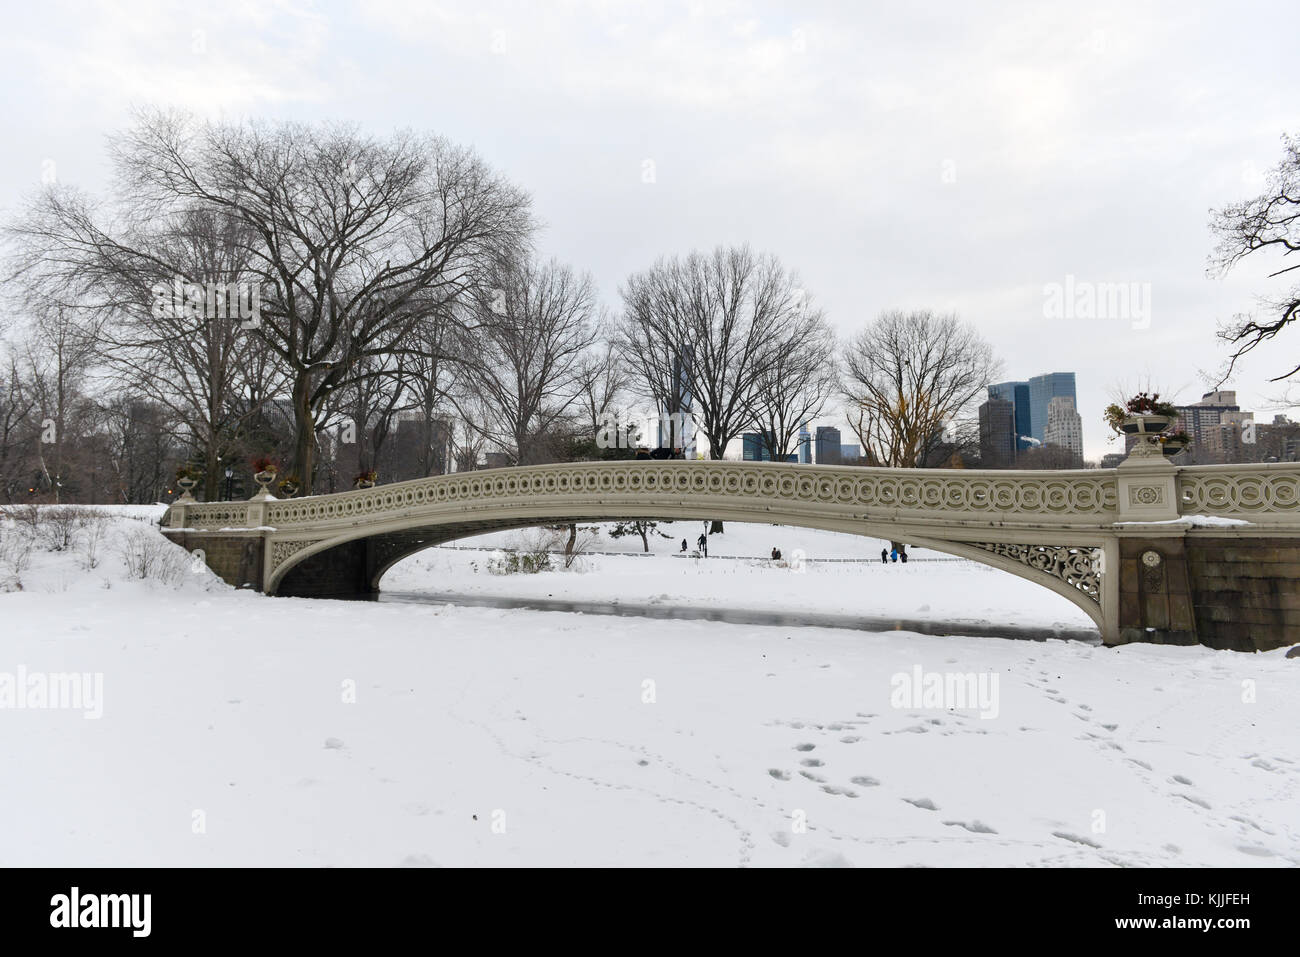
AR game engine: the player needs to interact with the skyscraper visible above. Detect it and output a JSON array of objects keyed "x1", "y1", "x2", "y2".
[
  {"x1": 1173, "y1": 391, "x2": 1240, "y2": 448},
  {"x1": 815, "y1": 426, "x2": 842, "y2": 465},
  {"x1": 660, "y1": 344, "x2": 695, "y2": 454},
  {"x1": 1028, "y1": 373, "x2": 1077, "y2": 443},
  {"x1": 1044, "y1": 395, "x2": 1083, "y2": 458},
  {"x1": 979, "y1": 398, "x2": 1017, "y2": 467},
  {"x1": 741, "y1": 432, "x2": 774, "y2": 461},
  {"x1": 988, "y1": 381, "x2": 1031, "y2": 450},
  {"x1": 797, "y1": 423, "x2": 811, "y2": 464}
]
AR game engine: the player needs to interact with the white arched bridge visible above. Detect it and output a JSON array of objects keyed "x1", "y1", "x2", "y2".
[{"x1": 162, "y1": 455, "x2": 1300, "y2": 652}]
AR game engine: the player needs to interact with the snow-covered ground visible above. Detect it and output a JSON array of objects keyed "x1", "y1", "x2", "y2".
[
  {"x1": 384, "y1": 522, "x2": 1096, "y2": 634},
  {"x1": 2, "y1": 507, "x2": 1297, "y2": 867}
]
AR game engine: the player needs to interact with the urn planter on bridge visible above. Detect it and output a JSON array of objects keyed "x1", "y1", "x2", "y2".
[
  {"x1": 251, "y1": 469, "x2": 278, "y2": 500},
  {"x1": 1121, "y1": 414, "x2": 1173, "y2": 457},
  {"x1": 1159, "y1": 432, "x2": 1191, "y2": 457},
  {"x1": 175, "y1": 477, "x2": 198, "y2": 503}
]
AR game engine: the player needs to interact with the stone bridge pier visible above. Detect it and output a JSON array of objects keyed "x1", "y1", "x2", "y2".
[{"x1": 162, "y1": 454, "x2": 1300, "y2": 652}]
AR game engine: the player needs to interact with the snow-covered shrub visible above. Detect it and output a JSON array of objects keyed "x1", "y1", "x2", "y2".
[
  {"x1": 486, "y1": 549, "x2": 552, "y2": 575},
  {"x1": 78, "y1": 515, "x2": 108, "y2": 570},
  {"x1": 38, "y1": 506, "x2": 89, "y2": 552},
  {"x1": 0, "y1": 511, "x2": 36, "y2": 589},
  {"x1": 117, "y1": 527, "x2": 190, "y2": 584}
]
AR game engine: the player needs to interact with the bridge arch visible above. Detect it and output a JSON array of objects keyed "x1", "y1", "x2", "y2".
[
  {"x1": 259, "y1": 466, "x2": 1112, "y2": 632},
  {"x1": 163, "y1": 458, "x2": 1300, "y2": 650}
]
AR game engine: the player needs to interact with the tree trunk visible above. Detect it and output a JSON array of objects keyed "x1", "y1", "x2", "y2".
[
  {"x1": 564, "y1": 522, "x2": 577, "y2": 568},
  {"x1": 291, "y1": 373, "x2": 316, "y2": 494},
  {"x1": 638, "y1": 523, "x2": 649, "y2": 552},
  {"x1": 203, "y1": 439, "x2": 221, "y2": 501}
]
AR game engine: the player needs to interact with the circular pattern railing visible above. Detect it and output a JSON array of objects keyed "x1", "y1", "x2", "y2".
[
  {"x1": 164, "y1": 462, "x2": 1126, "y2": 529},
  {"x1": 1178, "y1": 468, "x2": 1300, "y2": 515}
]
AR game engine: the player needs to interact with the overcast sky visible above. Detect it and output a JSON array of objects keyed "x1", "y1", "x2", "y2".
[{"x1": 3, "y1": 0, "x2": 1297, "y2": 459}]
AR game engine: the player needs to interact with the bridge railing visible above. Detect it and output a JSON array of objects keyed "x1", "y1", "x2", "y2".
[
  {"x1": 1174, "y1": 462, "x2": 1300, "y2": 523},
  {"x1": 166, "y1": 460, "x2": 1120, "y2": 531},
  {"x1": 162, "y1": 459, "x2": 1300, "y2": 534}
]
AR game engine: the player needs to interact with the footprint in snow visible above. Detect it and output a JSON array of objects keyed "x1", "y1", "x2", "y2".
[
  {"x1": 821, "y1": 785, "x2": 858, "y2": 798},
  {"x1": 324, "y1": 737, "x2": 345, "y2": 750},
  {"x1": 1170, "y1": 774, "x2": 1194, "y2": 785},
  {"x1": 943, "y1": 820, "x2": 997, "y2": 834},
  {"x1": 768, "y1": 769, "x2": 791, "y2": 781},
  {"x1": 850, "y1": 776, "x2": 881, "y2": 787},
  {"x1": 794, "y1": 743, "x2": 816, "y2": 752},
  {"x1": 903, "y1": 797, "x2": 938, "y2": 811},
  {"x1": 800, "y1": 758, "x2": 824, "y2": 767}
]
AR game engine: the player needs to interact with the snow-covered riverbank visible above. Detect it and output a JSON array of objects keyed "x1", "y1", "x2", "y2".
[{"x1": 2, "y1": 509, "x2": 1296, "y2": 866}]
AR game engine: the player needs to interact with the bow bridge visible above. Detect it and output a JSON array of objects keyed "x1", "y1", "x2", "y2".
[{"x1": 162, "y1": 455, "x2": 1300, "y2": 652}]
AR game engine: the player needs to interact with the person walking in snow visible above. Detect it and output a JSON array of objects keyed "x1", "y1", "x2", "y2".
[
  {"x1": 880, "y1": 548, "x2": 888, "y2": 564},
  {"x1": 890, "y1": 547, "x2": 898, "y2": 563},
  {"x1": 697, "y1": 533, "x2": 708, "y2": 557},
  {"x1": 900, "y1": 548, "x2": 908, "y2": 564}
]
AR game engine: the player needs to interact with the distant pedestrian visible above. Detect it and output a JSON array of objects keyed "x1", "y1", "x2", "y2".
[
  {"x1": 680, "y1": 539, "x2": 688, "y2": 552},
  {"x1": 880, "y1": 548, "x2": 888, "y2": 564},
  {"x1": 771, "y1": 547, "x2": 782, "y2": 561},
  {"x1": 697, "y1": 533, "x2": 708, "y2": 557},
  {"x1": 890, "y1": 548, "x2": 898, "y2": 563},
  {"x1": 900, "y1": 549, "x2": 908, "y2": 564}
]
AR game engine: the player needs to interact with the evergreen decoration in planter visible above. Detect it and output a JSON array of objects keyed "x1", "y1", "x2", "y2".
[{"x1": 1106, "y1": 392, "x2": 1182, "y2": 457}]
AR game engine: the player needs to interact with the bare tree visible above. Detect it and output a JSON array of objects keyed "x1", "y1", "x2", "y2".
[
  {"x1": 573, "y1": 330, "x2": 630, "y2": 437},
  {"x1": 841, "y1": 310, "x2": 1001, "y2": 469},
  {"x1": 22, "y1": 308, "x2": 100, "y2": 502},
  {"x1": 8, "y1": 110, "x2": 533, "y2": 490},
  {"x1": 1210, "y1": 132, "x2": 1300, "y2": 385},
  {"x1": 0, "y1": 348, "x2": 40, "y2": 501},
  {"x1": 458, "y1": 259, "x2": 599, "y2": 465},
  {"x1": 402, "y1": 307, "x2": 459, "y2": 477},
  {"x1": 749, "y1": 309, "x2": 838, "y2": 461},
  {"x1": 619, "y1": 245, "x2": 809, "y2": 461}
]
